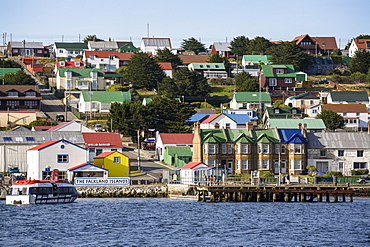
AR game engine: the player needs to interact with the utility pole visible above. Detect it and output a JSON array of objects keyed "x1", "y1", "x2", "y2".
[{"x1": 137, "y1": 129, "x2": 141, "y2": 171}]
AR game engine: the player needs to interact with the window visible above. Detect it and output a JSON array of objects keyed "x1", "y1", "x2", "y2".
[
  {"x1": 68, "y1": 51, "x2": 73, "y2": 54},
  {"x1": 25, "y1": 101, "x2": 38, "y2": 108},
  {"x1": 225, "y1": 123, "x2": 230, "y2": 129},
  {"x1": 8, "y1": 91, "x2": 18, "y2": 97},
  {"x1": 357, "y1": 150, "x2": 364, "y2": 157},
  {"x1": 276, "y1": 69, "x2": 284, "y2": 74},
  {"x1": 67, "y1": 80, "x2": 72, "y2": 89},
  {"x1": 3, "y1": 137, "x2": 12, "y2": 141},
  {"x1": 310, "y1": 100, "x2": 314, "y2": 105},
  {"x1": 57, "y1": 154, "x2": 68, "y2": 163},
  {"x1": 281, "y1": 145, "x2": 286, "y2": 154},
  {"x1": 294, "y1": 160, "x2": 301, "y2": 169},
  {"x1": 90, "y1": 55, "x2": 95, "y2": 59},
  {"x1": 206, "y1": 65, "x2": 210, "y2": 68},
  {"x1": 284, "y1": 78, "x2": 292, "y2": 83},
  {"x1": 338, "y1": 150, "x2": 344, "y2": 157},
  {"x1": 58, "y1": 171, "x2": 67, "y2": 180},
  {"x1": 343, "y1": 113, "x2": 347, "y2": 116},
  {"x1": 275, "y1": 144, "x2": 280, "y2": 154},
  {"x1": 26, "y1": 91, "x2": 36, "y2": 97},
  {"x1": 241, "y1": 144, "x2": 249, "y2": 154},
  {"x1": 269, "y1": 78, "x2": 277, "y2": 86},
  {"x1": 15, "y1": 137, "x2": 23, "y2": 142},
  {"x1": 241, "y1": 160, "x2": 248, "y2": 170},
  {"x1": 222, "y1": 144, "x2": 226, "y2": 154},
  {"x1": 354, "y1": 162, "x2": 366, "y2": 169},
  {"x1": 13, "y1": 49, "x2": 18, "y2": 53},
  {"x1": 291, "y1": 109, "x2": 297, "y2": 114},
  {"x1": 261, "y1": 160, "x2": 269, "y2": 169},
  {"x1": 291, "y1": 144, "x2": 302, "y2": 154},
  {"x1": 274, "y1": 109, "x2": 280, "y2": 114},
  {"x1": 215, "y1": 65, "x2": 219, "y2": 68},
  {"x1": 208, "y1": 159, "x2": 215, "y2": 166},
  {"x1": 208, "y1": 144, "x2": 218, "y2": 154},
  {"x1": 96, "y1": 149, "x2": 103, "y2": 156},
  {"x1": 356, "y1": 113, "x2": 360, "y2": 116},
  {"x1": 109, "y1": 56, "x2": 115, "y2": 60},
  {"x1": 320, "y1": 150, "x2": 326, "y2": 157},
  {"x1": 92, "y1": 80, "x2": 98, "y2": 89},
  {"x1": 26, "y1": 137, "x2": 35, "y2": 141},
  {"x1": 227, "y1": 144, "x2": 232, "y2": 154},
  {"x1": 113, "y1": 157, "x2": 120, "y2": 163},
  {"x1": 199, "y1": 65, "x2": 204, "y2": 68}
]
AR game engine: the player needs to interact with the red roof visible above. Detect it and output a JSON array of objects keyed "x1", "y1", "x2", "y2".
[
  {"x1": 27, "y1": 140, "x2": 61, "y2": 151},
  {"x1": 57, "y1": 61, "x2": 85, "y2": 68},
  {"x1": 181, "y1": 162, "x2": 209, "y2": 169},
  {"x1": 94, "y1": 150, "x2": 128, "y2": 159},
  {"x1": 322, "y1": 104, "x2": 367, "y2": 113},
  {"x1": 67, "y1": 163, "x2": 108, "y2": 171},
  {"x1": 159, "y1": 133, "x2": 194, "y2": 145},
  {"x1": 117, "y1": 53, "x2": 134, "y2": 60},
  {"x1": 158, "y1": 62, "x2": 172, "y2": 70},
  {"x1": 199, "y1": 114, "x2": 220, "y2": 124},
  {"x1": 85, "y1": 50, "x2": 120, "y2": 58},
  {"x1": 47, "y1": 122, "x2": 70, "y2": 131},
  {"x1": 82, "y1": 132, "x2": 123, "y2": 148},
  {"x1": 32, "y1": 126, "x2": 52, "y2": 131}
]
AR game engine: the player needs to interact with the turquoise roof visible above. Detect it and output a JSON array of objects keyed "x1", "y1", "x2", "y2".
[
  {"x1": 243, "y1": 55, "x2": 271, "y2": 62},
  {"x1": 268, "y1": 119, "x2": 326, "y2": 129}
]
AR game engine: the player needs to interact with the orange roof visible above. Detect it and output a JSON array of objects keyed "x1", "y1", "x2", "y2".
[
  {"x1": 117, "y1": 53, "x2": 134, "y2": 60},
  {"x1": 85, "y1": 50, "x2": 120, "y2": 58},
  {"x1": 352, "y1": 38, "x2": 370, "y2": 49},
  {"x1": 159, "y1": 133, "x2": 194, "y2": 145},
  {"x1": 158, "y1": 62, "x2": 172, "y2": 70},
  {"x1": 292, "y1": 34, "x2": 337, "y2": 50},
  {"x1": 82, "y1": 132, "x2": 123, "y2": 149},
  {"x1": 322, "y1": 104, "x2": 368, "y2": 113},
  {"x1": 199, "y1": 114, "x2": 220, "y2": 124},
  {"x1": 181, "y1": 162, "x2": 209, "y2": 169}
]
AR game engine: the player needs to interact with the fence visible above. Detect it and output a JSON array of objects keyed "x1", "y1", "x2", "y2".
[{"x1": 70, "y1": 107, "x2": 111, "y2": 120}]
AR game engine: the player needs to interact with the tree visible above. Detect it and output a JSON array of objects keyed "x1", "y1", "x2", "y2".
[
  {"x1": 159, "y1": 77, "x2": 178, "y2": 98},
  {"x1": 350, "y1": 72, "x2": 367, "y2": 83},
  {"x1": 124, "y1": 52, "x2": 166, "y2": 90},
  {"x1": 233, "y1": 71, "x2": 259, "y2": 92},
  {"x1": 146, "y1": 95, "x2": 196, "y2": 133},
  {"x1": 247, "y1": 36, "x2": 273, "y2": 55},
  {"x1": 0, "y1": 59, "x2": 21, "y2": 68},
  {"x1": 229, "y1": 36, "x2": 249, "y2": 58},
  {"x1": 3, "y1": 70, "x2": 36, "y2": 85},
  {"x1": 106, "y1": 84, "x2": 124, "y2": 91},
  {"x1": 316, "y1": 109, "x2": 344, "y2": 130},
  {"x1": 267, "y1": 42, "x2": 312, "y2": 71},
  {"x1": 207, "y1": 53, "x2": 232, "y2": 77},
  {"x1": 349, "y1": 50, "x2": 370, "y2": 74},
  {"x1": 173, "y1": 67, "x2": 212, "y2": 96},
  {"x1": 155, "y1": 48, "x2": 182, "y2": 68},
  {"x1": 181, "y1": 37, "x2": 206, "y2": 55},
  {"x1": 83, "y1": 35, "x2": 104, "y2": 43}
]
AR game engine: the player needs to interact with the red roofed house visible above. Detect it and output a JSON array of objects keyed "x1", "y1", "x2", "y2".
[
  {"x1": 94, "y1": 151, "x2": 130, "y2": 177},
  {"x1": 27, "y1": 139, "x2": 88, "y2": 181},
  {"x1": 82, "y1": 132, "x2": 123, "y2": 162},
  {"x1": 68, "y1": 163, "x2": 108, "y2": 179},
  {"x1": 321, "y1": 104, "x2": 369, "y2": 131},
  {"x1": 83, "y1": 51, "x2": 134, "y2": 72},
  {"x1": 155, "y1": 133, "x2": 194, "y2": 161},
  {"x1": 179, "y1": 161, "x2": 209, "y2": 185},
  {"x1": 55, "y1": 59, "x2": 85, "y2": 70},
  {"x1": 158, "y1": 62, "x2": 173, "y2": 78},
  {"x1": 292, "y1": 34, "x2": 338, "y2": 55},
  {"x1": 349, "y1": 38, "x2": 370, "y2": 57}
]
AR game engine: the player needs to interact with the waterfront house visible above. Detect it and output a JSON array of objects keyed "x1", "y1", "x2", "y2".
[
  {"x1": 52, "y1": 42, "x2": 88, "y2": 58},
  {"x1": 140, "y1": 38, "x2": 172, "y2": 55},
  {"x1": 284, "y1": 93, "x2": 321, "y2": 109},
  {"x1": 179, "y1": 161, "x2": 210, "y2": 185},
  {"x1": 68, "y1": 163, "x2": 108, "y2": 179},
  {"x1": 229, "y1": 92, "x2": 272, "y2": 110},
  {"x1": 78, "y1": 91, "x2": 131, "y2": 113},
  {"x1": 0, "y1": 85, "x2": 42, "y2": 111},
  {"x1": 325, "y1": 91, "x2": 369, "y2": 105},
  {"x1": 307, "y1": 132, "x2": 370, "y2": 175},
  {"x1": 155, "y1": 133, "x2": 194, "y2": 161},
  {"x1": 94, "y1": 151, "x2": 130, "y2": 177},
  {"x1": 27, "y1": 139, "x2": 88, "y2": 180},
  {"x1": 0, "y1": 131, "x2": 85, "y2": 173},
  {"x1": 321, "y1": 104, "x2": 368, "y2": 131},
  {"x1": 163, "y1": 146, "x2": 193, "y2": 167},
  {"x1": 82, "y1": 132, "x2": 123, "y2": 162}
]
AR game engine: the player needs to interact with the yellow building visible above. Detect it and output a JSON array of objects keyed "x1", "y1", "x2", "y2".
[
  {"x1": 0, "y1": 111, "x2": 37, "y2": 127},
  {"x1": 94, "y1": 151, "x2": 130, "y2": 177}
]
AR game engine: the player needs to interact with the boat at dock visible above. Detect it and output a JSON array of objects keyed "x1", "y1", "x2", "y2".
[{"x1": 6, "y1": 180, "x2": 79, "y2": 205}]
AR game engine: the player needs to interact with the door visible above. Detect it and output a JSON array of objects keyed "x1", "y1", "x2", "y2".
[{"x1": 316, "y1": 161, "x2": 329, "y2": 173}]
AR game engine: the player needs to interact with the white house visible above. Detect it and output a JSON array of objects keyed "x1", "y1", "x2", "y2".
[
  {"x1": 83, "y1": 51, "x2": 120, "y2": 72},
  {"x1": 307, "y1": 132, "x2": 370, "y2": 176},
  {"x1": 155, "y1": 133, "x2": 194, "y2": 161},
  {"x1": 179, "y1": 161, "x2": 210, "y2": 185},
  {"x1": 304, "y1": 104, "x2": 321, "y2": 118},
  {"x1": 140, "y1": 38, "x2": 172, "y2": 55},
  {"x1": 158, "y1": 62, "x2": 173, "y2": 78},
  {"x1": 348, "y1": 38, "x2": 370, "y2": 57},
  {"x1": 229, "y1": 92, "x2": 272, "y2": 110},
  {"x1": 55, "y1": 68, "x2": 105, "y2": 91},
  {"x1": 27, "y1": 139, "x2": 88, "y2": 181},
  {"x1": 326, "y1": 91, "x2": 369, "y2": 104},
  {"x1": 198, "y1": 113, "x2": 251, "y2": 129},
  {"x1": 78, "y1": 91, "x2": 131, "y2": 113},
  {"x1": 53, "y1": 42, "x2": 88, "y2": 58},
  {"x1": 284, "y1": 93, "x2": 321, "y2": 108}
]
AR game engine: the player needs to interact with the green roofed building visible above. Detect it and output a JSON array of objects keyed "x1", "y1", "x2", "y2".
[
  {"x1": 53, "y1": 42, "x2": 88, "y2": 58},
  {"x1": 242, "y1": 55, "x2": 271, "y2": 66},
  {"x1": 0, "y1": 68, "x2": 21, "y2": 78},
  {"x1": 229, "y1": 92, "x2": 272, "y2": 109},
  {"x1": 79, "y1": 91, "x2": 131, "y2": 113},
  {"x1": 259, "y1": 64, "x2": 307, "y2": 91},
  {"x1": 188, "y1": 63, "x2": 227, "y2": 80},
  {"x1": 266, "y1": 118, "x2": 326, "y2": 131},
  {"x1": 56, "y1": 68, "x2": 106, "y2": 91},
  {"x1": 163, "y1": 146, "x2": 193, "y2": 168}
]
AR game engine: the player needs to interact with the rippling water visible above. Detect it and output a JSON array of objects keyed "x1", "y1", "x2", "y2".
[{"x1": 1, "y1": 198, "x2": 370, "y2": 247}]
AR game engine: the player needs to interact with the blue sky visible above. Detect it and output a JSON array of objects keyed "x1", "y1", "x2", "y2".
[{"x1": 1, "y1": 0, "x2": 369, "y2": 49}]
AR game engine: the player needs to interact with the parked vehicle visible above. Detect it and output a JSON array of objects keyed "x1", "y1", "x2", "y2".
[
  {"x1": 357, "y1": 174, "x2": 370, "y2": 184},
  {"x1": 95, "y1": 124, "x2": 103, "y2": 132}
]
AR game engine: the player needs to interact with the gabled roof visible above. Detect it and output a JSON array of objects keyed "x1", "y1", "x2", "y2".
[
  {"x1": 0, "y1": 85, "x2": 40, "y2": 94},
  {"x1": 278, "y1": 129, "x2": 306, "y2": 143},
  {"x1": 266, "y1": 107, "x2": 302, "y2": 116},
  {"x1": 47, "y1": 122, "x2": 70, "y2": 131},
  {"x1": 27, "y1": 139, "x2": 86, "y2": 151},
  {"x1": 67, "y1": 163, "x2": 108, "y2": 171},
  {"x1": 158, "y1": 62, "x2": 172, "y2": 70},
  {"x1": 312, "y1": 37, "x2": 338, "y2": 50},
  {"x1": 159, "y1": 133, "x2": 194, "y2": 145},
  {"x1": 178, "y1": 55, "x2": 211, "y2": 65},
  {"x1": 234, "y1": 92, "x2": 271, "y2": 103},
  {"x1": 88, "y1": 41, "x2": 118, "y2": 50},
  {"x1": 82, "y1": 132, "x2": 123, "y2": 149},
  {"x1": 254, "y1": 129, "x2": 279, "y2": 143},
  {"x1": 200, "y1": 129, "x2": 252, "y2": 143},
  {"x1": 85, "y1": 50, "x2": 120, "y2": 58},
  {"x1": 329, "y1": 91, "x2": 369, "y2": 102},
  {"x1": 307, "y1": 132, "x2": 370, "y2": 149},
  {"x1": 54, "y1": 42, "x2": 88, "y2": 50},
  {"x1": 81, "y1": 91, "x2": 131, "y2": 103},
  {"x1": 288, "y1": 92, "x2": 319, "y2": 100},
  {"x1": 0, "y1": 131, "x2": 84, "y2": 144},
  {"x1": 199, "y1": 114, "x2": 220, "y2": 124},
  {"x1": 141, "y1": 38, "x2": 172, "y2": 48},
  {"x1": 322, "y1": 104, "x2": 368, "y2": 113},
  {"x1": 94, "y1": 150, "x2": 128, "y2": 159},
  {"x1": 260, "y1": 64, "x2": 296, "y2": 77},
  {"x1": 352, "y1": 38, "x2": 370, "y2": 49},
  {"x1": 9, "y1": 41, "x2": 43, "y2": 49},
  {"x1": 181, "y1": 161, "x2": 209, "y2": 169},
  {"x1": 268, "y1": 119, "x2": 326, "y2": 129},
  {"x1": 243, "y1": 55, "x2": 271, "y2": 62},
  {"x1": 212, "y1": 42, "x2": 231, "y2": 52},
  {"x1": 58, "y1": 68, "x2": 104, "y2": 77}
]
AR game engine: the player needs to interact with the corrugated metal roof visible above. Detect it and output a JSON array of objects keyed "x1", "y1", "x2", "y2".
[
  {"x1": 212, "y1": 42, "x2": 231, "y2": 52},
  {"x1": 234, "y1": 92, "x2": 271, "y2": 103},
  {"x1": 268, "y1": 119, "x2": 326, "y2": 129},
  {"x1": 88, "y1": 41, "x2": 118, "y2": 49},
  {"x1": 81, "y1": 91, "x2": 131, "y2": 102},
  {"x1": 0, "y1": 131, "x2": 84, "y2": 144},
  {"x1": 307, "y1": 132, "x2": 370, "y2": 149},
  {"x1": 9, "y1": 42, "x2": 44, "y2": 49},
  {"x1": 142, "y1": 38, "x2": 172, "y2": 48},
  {"x1": 329, "y1": 91, "x2": 369, "y2": 102}
]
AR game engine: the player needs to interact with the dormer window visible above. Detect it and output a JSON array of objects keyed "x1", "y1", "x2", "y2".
[
  {"x1": 26, "y1": 91, "x2": 36, "y2": 97},
  {"x1": 199, "y1": 65, "x2": 204, "y2": 68},
  {"x1": 8, "y1": 91, "x2": 18, "y2": 97},
  {"x1": 274, "y1": 108, "x2": 280, "y2": 114},
  {"x1": 215, "y1": 65, "x2": 219, "y2": 68},
  {"x1": 75, "y1": 62, "x2": 80, "y2": 66},
  {"x1": 90, "y1": 55, "x2": 95, "y2": 59},
  {"x1": 60, "y1": 61, "x2": 65, "y2": 66},
  {"x1": 109, "y1": 55, "x2": 115, "y2": 60},
  {"x1": 276, "y1": 69, "x2": 284, "y2": 74},
  {"x1": 206, "y1": 65, "x2": 210, "y2": 68},
  {"x1": 291, "y1": 109, "x2": 297, "y2": 114}
]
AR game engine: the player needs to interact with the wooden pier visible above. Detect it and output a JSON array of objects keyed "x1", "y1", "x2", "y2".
[{"x1": 198, "y1": 186, "x2": 354, "y2": 203}]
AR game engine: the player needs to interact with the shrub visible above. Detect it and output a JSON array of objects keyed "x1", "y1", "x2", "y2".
[
  {"x1": 324, "y1": 171, "x2": 343, "y2": 177},
  {"x1": 306, "y1": 165, "x2": 317, "y2": 171},
  {"x1": 259, "y1": 171, "x2": 275, "y2": 178},
  {"x1": 351, "y1": 169, "x2": 369, "y2": 175}
]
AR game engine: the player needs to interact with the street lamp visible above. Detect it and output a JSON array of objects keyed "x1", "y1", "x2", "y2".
[{"x1": 137, "y1": 128, "x2": 141, "y2": 171}]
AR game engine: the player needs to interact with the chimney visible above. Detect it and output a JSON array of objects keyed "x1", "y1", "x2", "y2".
[
  {"x1": 192, "y1": 122, "x2": 202, "y2": 162},
  {"x1": 301, "y1": 123, "x2": 307, "y2": 138},
  {"x1": 246, "y1": 121, "x2": 254, "y2": 131}
]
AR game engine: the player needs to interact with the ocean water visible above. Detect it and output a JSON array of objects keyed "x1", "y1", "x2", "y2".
[{"x1": 1, "y1": 198, "x2": 370, "y2": 247}]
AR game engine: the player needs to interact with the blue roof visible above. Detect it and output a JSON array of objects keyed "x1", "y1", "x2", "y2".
[
  {"x1": 189, "y1": 114, "x2": 210, "y2": 122},
  {"x1": 278, "y1": 129, "x2": 306, "y2": 143},
  {"x1": 222, "y1": 109, "x2": 259, "y2": 121},
  {"x1": 225, "y1": 114, "x2": 251, "y2": 124}
]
